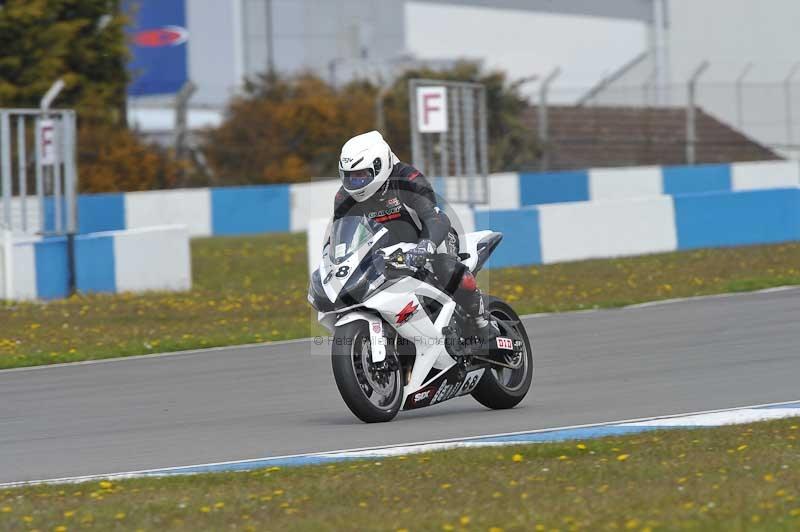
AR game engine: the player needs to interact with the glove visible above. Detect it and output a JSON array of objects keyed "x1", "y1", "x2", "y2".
[{"x1": 405, "y1": 239, "x2": 436, "y2": 268}]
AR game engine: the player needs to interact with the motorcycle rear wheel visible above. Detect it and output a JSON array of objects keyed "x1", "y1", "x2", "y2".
[
  {"x1": 331, "y1": 321, "x2": 402, "y2": 423},
  {"x1": 471, "y1": 296, "x2": 534, "y2": 410}
]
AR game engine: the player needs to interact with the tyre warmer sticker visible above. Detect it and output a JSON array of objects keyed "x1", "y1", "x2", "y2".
[{"x1": 3, "y1": 400, "x2": 799, "y2": 488}]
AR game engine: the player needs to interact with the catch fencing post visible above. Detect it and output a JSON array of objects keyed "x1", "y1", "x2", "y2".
[
  {"x1": 0, "y1": 112, "x2": 11, "y2": 229},
  {"x1": 1, "y1": 229, "x2": 12, "y2": 300},
  {"x1": 686, "y1": 61, "x2": 709, "y2": 165},
  {"x1": 538, "y1": 67, "x2": 561, "y2": 171},
  {"x1": 174, "y1": 81, "x2": 197, "y2": 162},
  {"x1": 735, "y1": 62, "x2": 753, "y2": 130},
  {"x1": 784, "y1": 63, "x2": 800, "y2": 151},
  {"x1": 16, "y1": 116, "x2": 27, "y2": 232}
]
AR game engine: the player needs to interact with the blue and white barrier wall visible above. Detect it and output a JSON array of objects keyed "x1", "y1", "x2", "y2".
[
  {"x1": 38, "y1": 160, "x2": 797, "y2": 238},
  {"x1": 307, "y1": 186, "x2": 799, "y2": 273},
  {"x1": 473, "y1": 187, "x2": 800, "y2": 269},
  {"x1": 518, "y1": 160, "x2": 800, "y2": 207},
  {"x1": 0, "y1": 226, "x2": 191, "y2": 300}
]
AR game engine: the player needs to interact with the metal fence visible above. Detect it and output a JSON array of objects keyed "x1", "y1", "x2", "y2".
[
  {"x1": 408, "y1": 79, "x2": 489, "y2": 205},
  {"x1": 574, "y1": 78, "x2": 800, "y2": 162},
  {"x1": 0, "y1": 108, "x2": 78, "y2": 235}
]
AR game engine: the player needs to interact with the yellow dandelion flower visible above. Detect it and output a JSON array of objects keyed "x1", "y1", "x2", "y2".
[
  {"x1": 625, "y1": 519, "x2": 640, "y2": 529},
  {"x1": 558, "y1": 455, "x2": 568, "y2": 461},
  {"x1": 789, "y1": 508, "x2": 800, "y2": 517},
  {"x1": 273, "y1": 489, "x2": 284, "y2": 496},
  {"x1": 358, "y1": 502, "x2": 367, "y2": 508},
  {"x1": 440, "y1": 483, "x2": 452, "y2": 489},
  {"x1": 576, "y1": 443, "x2": 587, "y2": 450},
  {"x1": 214, "y1": 502, "x2": 224, "y2": 509},
  {"x1": 114, "y1": 512, "x2": 126, "y2": 520},
  {"x1": 267, "y1": 466, "x2": 280, "y2": 472},
  {"x1": 489, "y1": 527, "x2": 504, "y2": 532},
  {"x1": 55, "y1": 527, "x2": 67, "y2": 532},
  {"x1": 512, "y1": 454, "x2": 524, "y2": 462},
  {"x1": 617, "y1": 454, "x2": 630, "y2": 461},
  {"x1": 200, "y1": 506, "x2": 211, "y2": 513},
  {"x1": 23, "y1": 516, "x2": 33, "y2": 523},
  {"x1": 1, "y1": 507, "x2": 11, "y2": 513},
  {"x1": 737, "y1": 444, "x2": 748, "y2": 451},
  {"x1": 63, "y1": 511, "x2": 75, "y2": 518},
  {"x1": 460, "y1": 516, "x2": 471, "y2": 525},
  {"x1": 98, "y1": 481, "x2": 112, "y2": 489},
  {"x1": 442, "y1": 525, "x2": 454, "y2": 531},
  {"x1": 764, "y1": 474, "x2": 775, "y2": 482}
]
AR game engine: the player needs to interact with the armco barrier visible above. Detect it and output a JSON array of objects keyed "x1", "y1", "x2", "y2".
[
  {"x1": 126, "y1": 188, "x2": 211, "y2": 237},
  {"x1": 538, "y1": 196, "x2": 677, "y2": 264},
  {"x1": 674, "y1": 188, "x2": 800, "y2": 250},
  {"x1": 0, "y1": 226, "x2": 190, "y2": 300},
  {"x1": 306, "y1": 187, "x2": 798, "y2": 275},
  {"x1": 517, "y1": 160, "x2": 799, "y2": 207},
  {"x1": 589, "y1": 166, "x2": 663, "y2": 201},
  {"x1": 519, "y1": 170, "x2": 589, "y2": 206},
  {"x1": 33, "y1": 159, "x2": 800, "y2": 238},
  {"x1": 474, "y1": 208, "x2": 541, "y2": 268},
  {"x1": 211, "y1": 185, "x2": 290, "y2": 235}
]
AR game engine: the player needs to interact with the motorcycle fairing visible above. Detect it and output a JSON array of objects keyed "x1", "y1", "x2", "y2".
[{"x1": 403, "y1": 366, "x2": 485, "y2": 410}]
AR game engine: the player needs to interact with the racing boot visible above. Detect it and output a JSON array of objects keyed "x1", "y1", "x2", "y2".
[{"x1": 461, "y1": 287, "x2": 501, "y2": 352}]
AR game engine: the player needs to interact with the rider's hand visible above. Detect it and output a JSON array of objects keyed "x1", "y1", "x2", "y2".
[{"x1": 405, "y1": 239, "x2": 436, "y2": 268}]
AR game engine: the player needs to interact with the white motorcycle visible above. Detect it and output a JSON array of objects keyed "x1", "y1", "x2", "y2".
[{"x1": 308, "y1": 215, "x2": 533, "y2": 423}]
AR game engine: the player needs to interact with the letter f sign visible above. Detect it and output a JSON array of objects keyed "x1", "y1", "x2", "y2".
[{"x1": 416, "y1": 86, "x2": 448, "y2": 133}]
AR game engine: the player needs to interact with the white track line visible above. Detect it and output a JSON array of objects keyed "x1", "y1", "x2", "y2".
[{"x1": 3, "y1": 398, "x2": 798, "y2": 489}]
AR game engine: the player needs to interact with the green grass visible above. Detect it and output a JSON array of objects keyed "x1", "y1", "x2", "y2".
[
  {"x1": 1, "y1": 417, "x2": 799, "y2": 531},
  {"x1": 0, "y1": 237, "x2": 799, "y2": 370}
]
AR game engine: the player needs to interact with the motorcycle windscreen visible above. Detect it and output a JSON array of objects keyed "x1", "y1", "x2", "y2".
[{"x1": 329, "y1": 216, "x2": 382, "y2": 264}]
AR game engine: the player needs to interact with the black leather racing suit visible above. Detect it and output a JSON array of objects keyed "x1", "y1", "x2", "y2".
[{"x1": 332, "y1": 162, "x2": 481, "y2": 314}]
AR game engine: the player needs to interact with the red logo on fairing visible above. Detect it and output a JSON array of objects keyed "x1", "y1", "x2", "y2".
[
  {"x1": 133, "y1": 26, "x2": 188, "y2": 47},
  {"x1": 395, "y1": 301, "x2": 419, "y2": 325}
]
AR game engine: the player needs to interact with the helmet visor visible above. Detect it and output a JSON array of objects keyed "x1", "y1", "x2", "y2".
[{"x1": 341, "y1": 167, "x2": 375, "y2": 190}]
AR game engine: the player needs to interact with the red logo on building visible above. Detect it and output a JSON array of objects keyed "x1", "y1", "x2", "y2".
[{"x1": 133, "y1": 26, "x2": 188, "y2": 47}]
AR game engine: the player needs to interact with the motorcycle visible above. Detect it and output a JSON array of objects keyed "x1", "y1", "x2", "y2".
[{"x1": 308, "y1": 215, "x2": 533, "y2": 423}]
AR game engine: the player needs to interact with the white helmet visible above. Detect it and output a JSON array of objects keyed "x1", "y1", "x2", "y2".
[{"x1": 338, "y1": 131, "x2": 396, "y2": 202}]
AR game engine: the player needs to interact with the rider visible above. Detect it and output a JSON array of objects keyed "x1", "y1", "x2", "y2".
[{"x1": 332, "y1": 130, "x2": 500, "y2": 348}]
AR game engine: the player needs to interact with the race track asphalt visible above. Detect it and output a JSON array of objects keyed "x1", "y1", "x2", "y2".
[{"x1": 1, "y1": 288, "x2": 798, "y2": 484}]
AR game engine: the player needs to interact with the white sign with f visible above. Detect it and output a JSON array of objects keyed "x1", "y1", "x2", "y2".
[{"x1": 416, "y1": 86, "x2": 448, "y2": 133}]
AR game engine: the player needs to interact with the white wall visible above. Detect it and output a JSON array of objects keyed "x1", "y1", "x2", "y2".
[
  {"x1": 113, "y1": 226, "x2": 192, "y2": 293},
  {"x1": 125, "y1": 189, "x2": 211, "y2": 237},
  {"x1": 307, "y1": 217, "x2": 331, "y2": 275},
  {"x1": 478, "y1": 172, "x2": 520, "y2": 210},
  {"x1": 589, "y1": 166, "x2": 663, "y2": 201},
  {"x1": 731, "y1": 160, "x2": 800, "y2": 191},
  {"x1": 290, "y1": 181, "x2": 341, "y2": 233},
  {"x1": 538, "y1": 196, "x2": 677, "y2": 264},
  {"x1": 12, "y1": 241, "x2": 37, "y2": 300},
  {"x1": 0, "y1": 235, "x2": 37, "y2": 301}
]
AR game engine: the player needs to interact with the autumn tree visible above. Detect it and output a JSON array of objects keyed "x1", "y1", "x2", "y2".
[
  {"x1": 0, "y1": 0, "x2": 182, "y2": 192},
  {"x1": 204, "y1": 63, "x2": 539, "y2": 184}
]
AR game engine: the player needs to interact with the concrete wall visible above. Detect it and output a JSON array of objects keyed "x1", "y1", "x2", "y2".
[
  {"x1": 0, "y1": 226, "x2": 191, "y2": 301},
  {"x1": 306, "y1": 185, "x2": 800, "y2": 274}
]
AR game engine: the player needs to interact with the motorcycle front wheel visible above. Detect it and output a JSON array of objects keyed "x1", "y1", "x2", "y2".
[{"x1": 331, "y1": 321, "x2": 402, "y2": 423}]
